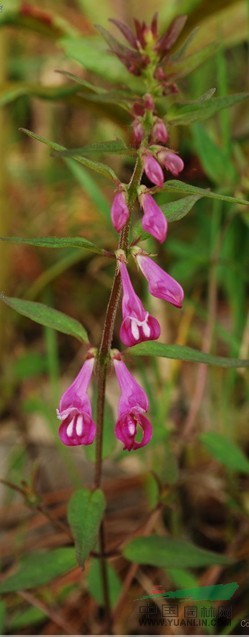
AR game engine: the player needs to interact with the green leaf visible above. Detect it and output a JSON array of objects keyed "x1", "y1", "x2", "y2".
[
  {"x1": 200, "y1": 432, "x2": 249, "y2": 474},
  {"x1": 123, "y1": 536, "x2": 230, "y2": 568},
  {"x1": 0, "y1": 235, "x2": 103, "y2": 253},
  {"x1": 20, "y1": 129, "x2": 118, "y2": 182},
  {"x1": 88, "y1": 559, "x2": 122, "y2": 608},
  {"x1": 67, "y1": 488, "x2": 106, "y2": 567},
  {"x1": 169, "y1": 43, "x2": 219, "y2": 80},
  {"x1": 127, "y1": 342, "x2": 249, "y2": 368},
  {"x1": 65, "y1": 160, "x2": 112, "y2": 227},
  {"x1": 9, "y1": 607, "x2": 46, "y2": 631},
  {"x1": 60, "y1": 36, "x2": 140, "y2": 91},
  {"x1": 0, "y1": 601, "x2": 6, "y2": 634},
  {"x1": 157, "y1": 180, "x2": 249, "y2": 206},
  {"x1": 1, "y1": 295, "x2": 88, "y2": 343},
  {"x1": 0, "y1": 548, "x2": 76, "y2": 593},
  {"x1": 55, "y1": 139, "x2": 135, "y2": 157},
  {"x1": 0, "y1": 81, "x2": 80, "y2": 108},
  {"x1": 192, "y1": 123, "x2": 237, "y2": 185},
  {"x1": 167, "y1": 92, "x2": 249, "y2": 125},
  {"x1": 161, "y1": 194, "x2": 203, "y2": 222},
  {"x1": 55, "y1": 69, "x2": 104, "y2": 93}
]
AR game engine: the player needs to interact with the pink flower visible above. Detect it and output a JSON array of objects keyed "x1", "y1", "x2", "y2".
[
  {"x1": 134, "y1": 252, "x2": 184, "y2": 308},
  {"x1": 152, "y1": 118, "x2": 168, "y2": 144},
  {"x1": 142, "y1": 152, "x2": 164, "y2": 186},
  {"x1": 158, "y1": 150, "x2": 184, "y2": 176},
  {"x1": 139, "y1": 191, "x2": 167, "y2": 243},
  {"x1": 113, "y1": 357, "x2": 152, "y2": 451},
  {"x1": 119, "y1": 260, "x2": 160, "y2": 346},
  {"x1": 57, "y1": 357, "x2": 96, "y2": 446},
  {"x1": 111, "y1": 190, "x2": 129, "y2": 232}
]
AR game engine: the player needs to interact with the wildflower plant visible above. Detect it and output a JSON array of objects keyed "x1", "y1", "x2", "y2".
[{"x1": 1, "y1": 11, "x2": 249, "y2": 632}]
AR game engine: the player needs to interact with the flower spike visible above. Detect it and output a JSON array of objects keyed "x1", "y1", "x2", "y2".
[
  {"x1": 113, "y1": 356, "x2": 152, "y2": 451},
  {"x1": 133, "y1": 251, "x2": 184, "y2": 308},
  {"x1": 118, "y1": 259, "x2": 160, "y2": 346},
  {"x1": 57, "y1": 355, "x2": 96, "y2": 446}
]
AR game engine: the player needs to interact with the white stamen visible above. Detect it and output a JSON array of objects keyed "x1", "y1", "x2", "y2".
[
  {"x1": 76, "y1": 417, "x2": 83, "y2": 437},
  {"x1": 129, "y1": 312, "x2": 150, "y2": 340},
  {"x1": 128, "y1": 421, "x2": 136, "y2": 435},
  {"x1": 66, "y1": 421, "x2": 74, "y2": 437},
  {"x1": 131, "y1": 320, "x2": 140, "y2": 340},
  {"x1": 143, "y1": 321, "x2": 151, "y2": 337}
]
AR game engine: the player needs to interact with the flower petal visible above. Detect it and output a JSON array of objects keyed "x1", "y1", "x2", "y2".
[
  {"x1": 59, "y1": 411, "x2": 96, "y2": 446},
  {"x1": 115, "y1": 409, "x2": 153, "y2": 451},
  {"x1": 113, "y1": 358, "x2": 149, "y2": 414},
  {"x1": 135, "y1": 253, "x2": 184, "y2": 308},
  {"x1": 141, "y1": 192, "x2": 167, "y2": 243}
]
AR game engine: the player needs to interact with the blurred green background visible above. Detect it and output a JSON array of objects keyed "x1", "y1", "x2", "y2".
[{"x1": 0, "y1": 0, "x2": 249, "y2": 634}]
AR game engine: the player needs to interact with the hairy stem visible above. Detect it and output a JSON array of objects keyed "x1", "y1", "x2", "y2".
[{"x1": 93, "y1": 157, "x2": 143, "y2": 632}]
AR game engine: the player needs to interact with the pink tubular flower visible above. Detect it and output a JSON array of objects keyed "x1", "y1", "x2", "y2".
[
  {"x1": 111, "y1": 190, "x2": 129, "y2": 232},
  {"x1": 134, "y1": 252, "x2": 184, "y2": 308},
  {"x1": 57, "y1": 356, "x2": 96, "y2": 446},
  {"x1": 158, "y1": 150, "x2": 184, "y2": 176},
  {"x1": 113, "y1": 357, "x2": 152, "y2": 451},
  {"x1": 139, "y1": 191, "x2": 167, "y2": 243},
  {"x1": 119, "y1": 260, "x2": 160, "y2": 346},
  {"x1": 152, "y1": 118, "x2": 168, "y2": 144},
  {"x1": 142, "y1": 152, "x2": 164, "y2": 187}
]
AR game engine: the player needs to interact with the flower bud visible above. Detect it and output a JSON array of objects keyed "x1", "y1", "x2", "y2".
[
  {"x1": 111, "y1": 190, "x2": 129, "y2": 233},
  {"x1": 152, "y1": 118, "x2": 168, "y2": 144},
  {"x1": 158, "y1": 150, "x2": 184, "y2": 176},
  {"x1": 142, "y1": 152, "x2": 164, "y2": 186}
]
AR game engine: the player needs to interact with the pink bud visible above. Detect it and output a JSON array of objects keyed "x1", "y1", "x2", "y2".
[
  {"x1": 144, "y1": 94, "x2": 155, "y2": 111},
  {"x1": 132, "y1": 119, "x2": 145, "y2": 146},
  {"x1": 140, "y1": 192, "x2": 167, "y2": 243},
  {"x1": 142, "y1": 152, "x2": 164, "y2": 187},
  {"x1": 134, "y1": 252, "x2": 184, "y2": 308},
  {"x1": 119, "y1": 261, "x2": 160, "y2": 346},
  {"x1": 158, "y1": 150, "x2": 184, "y2": 176},
  {"x1": 152, "y1": 118, "x2": 168, "y2": 144},
  {"x1": 57, "y1": 357, "x2": 96, "y2": 446},
  {"x1": 111, "y1": 190, "x2": 129, "y2": 233},
  {"x1": 113, "y1": 357, "x2": 152, "y2": 451}
]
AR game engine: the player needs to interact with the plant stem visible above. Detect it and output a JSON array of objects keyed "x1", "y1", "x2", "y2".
[
  {"x1": 93, "y1": 157, "x2": 143, "y2": 632},
  {"x1": 94, "y1": 156, "x2": 143, "y2": 489}
]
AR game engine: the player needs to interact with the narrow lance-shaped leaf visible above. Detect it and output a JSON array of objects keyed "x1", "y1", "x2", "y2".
[
  {"x1": 55, "y1": 139, "x2": 135, "y2": 158},
  {"x1": 126, "y1": 342, "x2": 249, "y2": 368},
  {"x1": 1, "y1": 295, "x2": 88, "y2": 343},
  {"x1": 123, "y1": 536, "x2": 230, "y2": 568},
  {"x1": 0, "y1": 236, "x2": 104, "y2": 254},
  {"x1": 152, "y1": 180, "x2": 249, "y2": 206},
  {"x1": 167, "y1": 92, "x2": 249, "y2": 125},
  {"x1": 60, "y1": 36, "x2": 141, "y2": 92},
  {"x1": 67, "y1": 488, "x2": 106, "y2": 568},
  {"x1": 168, "y1": 43, "x2": 219, "y2": 80},
  {"x1": 160, "y1": 194, "x2": 203, "y2": 222},
  {"x1": 20, "y1": 129, "x2": 118, "y2": 182},
  {"x1": 88, "y1": 560, "x2": 122, "y2": 608},
  {"x1": 0, "y1": 548, "x2": 77, "y2": 593},
  {"x1": 200, "y1": 432, "x2": 249, "y2": 474}
]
